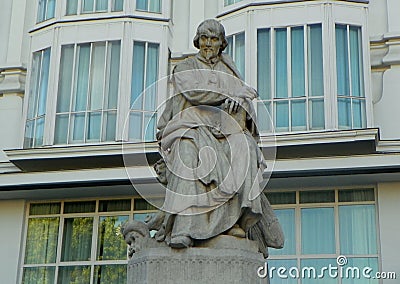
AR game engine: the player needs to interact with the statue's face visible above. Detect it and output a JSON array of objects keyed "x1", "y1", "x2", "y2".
[{"x1": 199, "y1": 30, "x2": 222, "y2": 60}]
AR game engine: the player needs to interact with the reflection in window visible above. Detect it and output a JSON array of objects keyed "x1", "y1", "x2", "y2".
[
  {"x1": 336, "y1": 24, "x2": 366, "y2": 129},
  {"x1": 37, "y1": 0, "x2": 55, "y2": 22},
  {"x1": 224, "y1": 0, "x2": 243, "y2": 6},
  {"x1": 24, "y1": 48, "x2": 51, "y2": 148},
  {"x1": 66, "y1": 0, "x2": 123, "y2": 15},
  {"x1": 136, "y1": 0, "x2": 161, "y2": 13},
  {"x1": 55, "y1": 41, "x2": 121, "y2": 144},
  {"x1": 130, "y1": 41, "x2": 159, "y2": 141},
  {"x1": 257, "y1": 24, "x2": 324, "y2": 133},
  {"x1": 225, "y1": 32, "x2": 245, "y2": 79},
  {"x1": 97, "y1": 216, "x2": 129, "y2": 260}
]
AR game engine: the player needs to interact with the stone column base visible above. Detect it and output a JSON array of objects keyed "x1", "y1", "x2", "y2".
[{"x1": 128, "y1": 235, "x2": 269, "y2": 284}]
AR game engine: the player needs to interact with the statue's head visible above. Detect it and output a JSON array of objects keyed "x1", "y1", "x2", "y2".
[
  {"x1": 193, "y1": 19, "x2": 228, "y2": 60},
  {"x1": 121, "y1": 220, "x2": 150, "y2": 257}
]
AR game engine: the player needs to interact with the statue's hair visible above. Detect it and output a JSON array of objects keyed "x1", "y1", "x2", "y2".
[
  {"x1": 193, "y1": 19, "x2": 228, "y2": 54},
  {"x1": 121, "y1": 220, "x2": 150, "y2": 238}
]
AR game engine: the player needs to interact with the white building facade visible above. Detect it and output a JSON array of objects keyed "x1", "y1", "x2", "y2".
[{"x1": 0, "y1": 0, "x2": 399, "y2": 283}]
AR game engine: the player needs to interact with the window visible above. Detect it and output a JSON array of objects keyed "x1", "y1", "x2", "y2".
[
  {"x1": 266, "y1": 188, "x2": 379, "y2": 284},
  {"x1": 22, "y1": 198, "x2": 158, "y2": 284},
  {"x1": 257, "y1": 24, "x2": 324, "y2": 133},
  {"x1": 136, "y1": 0, "x2": 161, "y2": 13},
  {"x1": 226, "y1": 32, "x2": 245, "y2": 79},
  {"x1": 335, "y1": 25, "x2": 366, "y2": 129},
  {"x1": 55, "y1": 41, "x2": 121, "y2": 144},
  {"x1": 24, "y1": 48, "x2": 51, "y2": 148},
  {"x1": 129, "y1": 41, "x2": 159, "y2": 141},
  {"x1": 66, "y1": 0, "x2": 123, "y2": 15},
  {"x1": 224, "y1": 0, "x2": 243, "y2": 6},
  {"x1": 37, "y1": 0, "x2": 55, "y2": 22}
]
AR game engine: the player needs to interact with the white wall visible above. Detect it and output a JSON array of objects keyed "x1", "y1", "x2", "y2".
[
  {"x1": 377, "y1": 182, "x2": 400, "y2": 280},
  {"x1": 0, "y1": 200, "x2": 25, "y2": 284}
]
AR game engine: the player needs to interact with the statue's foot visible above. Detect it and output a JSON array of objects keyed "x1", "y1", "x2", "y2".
[
  {"x1": 226, "y1": 224, "x2": 246, "y2": 238},
  {"x1": 170, "y1": 235, "x2": 193, "y2": 248}
]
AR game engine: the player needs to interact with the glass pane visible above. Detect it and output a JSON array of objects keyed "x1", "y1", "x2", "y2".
[
  {"x1": 336, "y1": 25, "x2": 350, "y2": 97},
  {"x1": 82, "y1": 0, "x2": 94, "y2": 12},
  {"x1": 235, "y1": 32, "x2": 245, "y2": 79},
  {"x1": 131, "y1": 42, "x2": 145, "y2": 109},
  {"x1": 267, "y1": 259, "x2": 297, "y2": 284},
  {"x1": 54, "y1": 114, "x2": 69, "y2": 144},
  {"x1": 149, "y1": 0, "x2": 161, "y2": 13},
  {"x1": 300, "y1": 258, "x2": 337, "y2": 284},
  {"x1": 108, "y1": 41, "x2": 121, "y2": 109},
  {"x1": 144, "y1": 112, "x2": 156, "y2": 141},
  {"x1": 134, "y1": 199, "x2": 156, "y2": 210},
  {"x1": 226, "y1": 36, "x2": 233, "y2": 58},
  {"x1": 112, "y1": 0, "x2": 124, "y2": 11},
  {"x1": 46, "y1": 0, "x2": 56, "y2": 19},
  {"x1": 90, "y1": 43, "x2": 106, "y2": 111},
  {"x1": 74, "y1": 44, "x2": 90, "y2": 112},
  {"x1": 104, "y1": 111, "x2": 117, "y2": 141},
  {"x1": 291, "y1": 100, "x2": 306, "y2": 130},
  {"x1": 338, "y1": 189, "x2": 374, "y2": 202},
  {"x1": 66, "y1": 0, "x2": 78, "y2": 15},
  {"x1": 97, "y1": 216, "x2": 129, "y2": 260},
  {"x1": 342, "y1": 258, "x2": 379, "y2": 284},
  {"x1": 61, "y1": 217, "x2": 93, "y2": 261},
  {"x1": 94, "y1": 265, "x2": 127, "y2": 284},
  {"x1": 257, "y1": 101, "x2": 272, "y2": 133},
  {"x1": 22, "y1": 267, "x2": 55, "y2": 284},
  {"x1": 25, "y1": 218, "x2": 59, "y2": 264},
  {"x1": 338, "y1": 98, "x2": 351, "y2": 129},
  {"x1": 275, "y1": 28, "x2": 288, "y2": 98},
  {"x1": 340, "y1": 205, "x2": 377, "y2": 255},
  {"x1": 275, "y1": 101, "x2": 289, "y2": 131},
  {"x1": 96, "y1": 0, "x2": 108, "y2": 11},
  {"x1": 144, "y1": 43, "x2": 159, "y2": 111},
  {"x1": 134, "y1": 212, "x2": 156, "y2": 223},
  {"x1": 352, "y1": 99, "x2": 366, "y2": 129},
  {"x1": 309, "y1": 24, "x2": 324, "y2": 97},
  {"x1": 30, "y1": 203, "x2": 61, "y2": 215},
  {"x1": 72, "y1": 113, "x2": 85, "y2": 142},
  {"x1": 266, "y1": 192, "x2": 296, "y2": 205},
  {"x1": 350, "y1": 26, "x2": 363, "y2": 97},
  {"x1": 87, "y1": 112, "x2": 101, "y2": 141},
  {"x1": 58, "y1": 266, "x2": 91, "y2": 284},
  {"x1": 57, "y1": 45, "x2": 74, "y2": 112},
  {"x1": 34, "y1": 117, "x2": 45, "y2": 147},
  {"x1": 99, "y1": 199, "x2": 131, "y2": 212},
  {"x1": 301, "y1": 207, "x2": 335, "y2": 254},
  {"x1": 24, "y1": 120, "x2": 34, "y2": 148},
  {"x1": 309, "y1": 99, "x2": 324, "y2": 130},
  {"x1": 269, "y1": 209, "x2": 295, "y2": 256},
  {"x1": 291, "y1": 26, "x2": 305, "y2": 98},
  {"x1": 300, "y1": 190, "x2": 335, "y2": 203},
  {"x1": 64, "y1": 201, "x2": 96, "y2": 213},
  {"x1": 28, "y1": 52, "x2": 41, "y2": 119},
  {"x1": 129, "y1": 112, "x2": 142, "y2": 140},
  {"x1": 257, "y1": 29, "x2": 271, "y2": 100},
  {"x1": 38, "y1": 48, "x2": 51, "y2": 116},
  {"x1": 136, "y1": 0, "x2": 147, "y2": 11},
  {"x1": 37, "y1": 0, "x2": 46, "y2": 22}
]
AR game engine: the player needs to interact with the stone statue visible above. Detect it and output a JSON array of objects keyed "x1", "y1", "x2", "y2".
[{"x1": 123, "y1": 19, "x2": 284, "y2": 258}]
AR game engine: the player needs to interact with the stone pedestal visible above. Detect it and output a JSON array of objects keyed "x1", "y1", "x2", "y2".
[{"x1": 128, "y1": 235, "x2": 269, "y2": 284}]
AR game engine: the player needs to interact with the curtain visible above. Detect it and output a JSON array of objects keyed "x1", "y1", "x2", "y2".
[
  {"x1": 338, "y1": 98, "x2": 351, "y2": 128},
  {"x1": 62, "y1": 217, "x2": 93, "y2": 261},
  {"x1": 235, "y1": 33, "x2": 245, "y2": 79},
  {"x1": 37, "y1": 0, "x2": 46, "y2": 22},
  {"x1": 82, "y1": 0, "x2": 94, "y2": 12},
  {"x1": 349, "y1": 26, "x2": 363, "y2": 98},
  {"x1": 269, "y1": 209, "x2": 295, "y2": 256},
  {"x1": 99, "y1": 199, "x2": 131, "y2": 212},
  {"x1": 144, "y1": 43, "x2": 159, "y2": 111},
  {"x1": 129, "y1": 112, "x2": 142, "y2": 140},
  {"x1": 131, "y1": 42, "x2": 145, "y2": 109},
  {"x1": 301, "y1": 208, "x2": 335, "y2": 254},
  {"x1": 66, "y1": 0, "x2": 78, "y2": 15},
  {"x1": 268, "y1": 259, "x2": 297, "y2": 284},
  {"x1": 90, "y1": 43, "x2": 106, "y2": 111},
  {"x1": 149, "y1": 0, "x2": 161, "y2": 13},
  {"x1": 309, "y1": 99, "x2": 324, "y2": 129},
  {"x1": 94, "y1": 265, "x2": 127, "y2": 284},
  {"x1": 335, "y1": 25, "x2": 349, "y2": 97},
  {"x1": 57, "y1": 45, "x2": 74, "y2": 113},
  {"x1": 96, "y1": 0, "x2": 108, "y2": 11},
  {"x1": 22, "y1": 267, "x2": 55, "y2": 284},
  {"x1": 291, "y1": 100, "x2": 306, "y2": 130},
  {"x1": 300, "y1": 259, "x2": 337, "y2": 284},
  {"x1": 308, "y1": 24, "x2": 323, "y2": 97},
  {"x1": 257, "y1": 29, "x2": 271, "y2": 100},
  {"x1": 108, "y1": 41, "x2": 121, "y2": 109},
  {"x1": 275, "y1": 101, "x2": 289, "y2": 131},
  {"x1": 74, "y1": 44, "x2": 90, "y2": 112},
  {"x1": 58, "y1": 266, "x2": 91, "y2": 284},
  {"x1": 38, "y1": 48, "x2": 51, "y2": 117},
  {"x1": 275, "y1": 28, "x2": 288, "y2": 98},
  {"x1": 339, "y1": 205, "x2": 377, "y2": 255},
  {"x1": 341, "y1": 258, "x2": 378, "y2": 284},
  {"x1": 54, "y1": 114, "x2": 69, "y2": 144},
  {"x1": 112, "y1": 0, "x2": 124, "y2": 11},
  {"x1": 46, "y1": 0, "x2": 55, "y2": 19},
  {"x1": 136, "y1": 0, "x2": 147, "y2": 11},
  {"x1": 291, "y1": 26, "x2": 305, "y2": 98}
]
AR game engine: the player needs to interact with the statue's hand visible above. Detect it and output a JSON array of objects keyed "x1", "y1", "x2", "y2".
[
  {"x1": 224, "y1": 97, "x2": 244, "y2": 114},
  {"x1": 234, "y1": 85, "x2": 258, "y2": 100}
]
